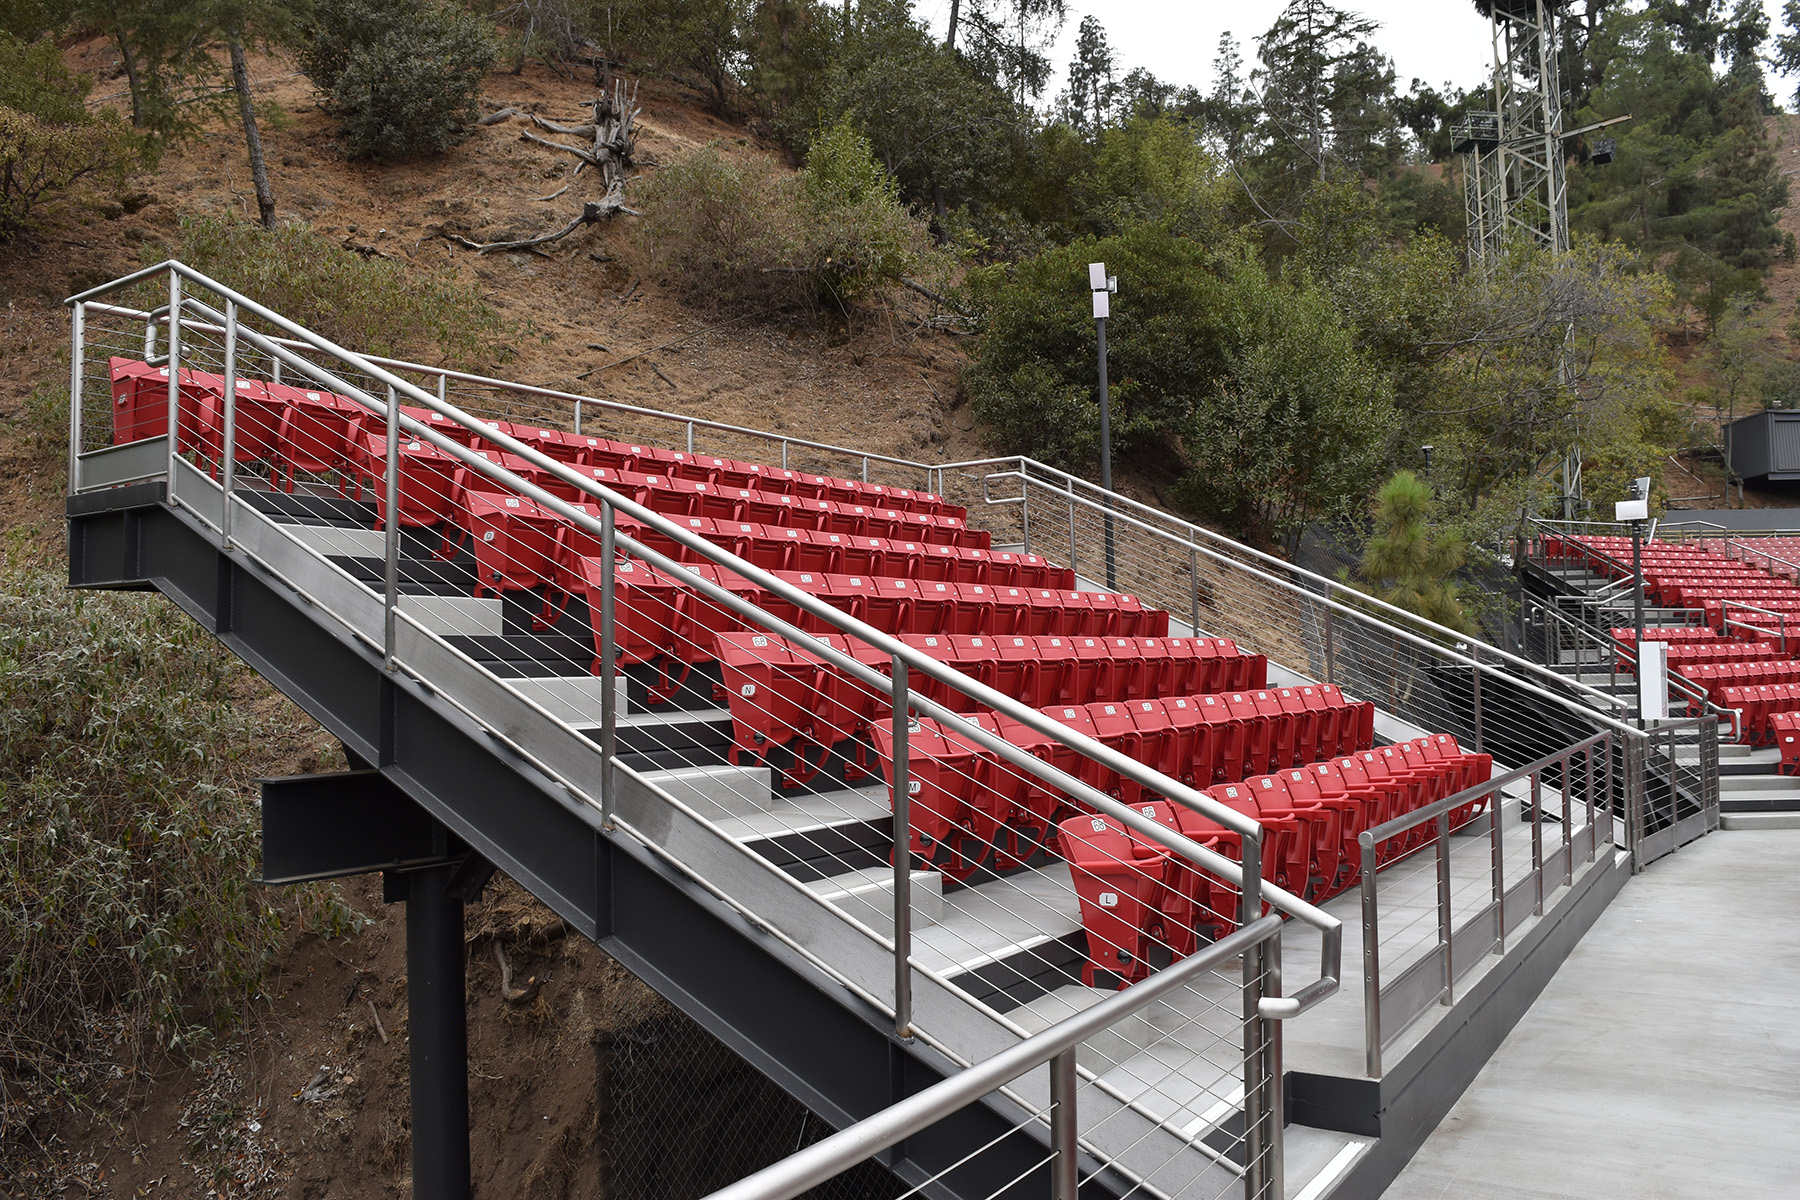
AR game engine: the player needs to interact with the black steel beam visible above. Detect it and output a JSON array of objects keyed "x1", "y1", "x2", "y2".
[
  {"x1": 259, "y1": 770, "x2": 450, "y2": 884},
  {"x1": 66, "y1": 493, "x2": 1115, "y2": 1200}
]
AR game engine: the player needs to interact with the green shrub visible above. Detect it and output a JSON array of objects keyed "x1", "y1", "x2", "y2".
[
  {"x1": 641, "y1": 130, "x2": 929, "y2": 314},
  {"x1": 0, "y1": 34, "x2": 147, "y2": 239},
  {"x1": 299, "y1": 0, "x2": 498, "y2": 160},
  {"x1": 965, "y1": 223, "x2": 1393, "y2": 541},
  {"x1": 169, "y1": 214, "x2": 518, "y2": 367},
  {"x1": 0, "y1": 557, "x2": 356, "y2": 1150}
]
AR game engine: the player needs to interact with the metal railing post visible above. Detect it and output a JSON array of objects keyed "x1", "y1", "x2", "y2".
[
  {"x1": 1436, "y1": 811, "x2": 1454, "y2": 1006},
  {"x1": 686, "y1": 420, "x2": 695, "y2": 453},
  {"x1": 1067, "y1": 479, "x2": 1078, "y2": 579},
  {"x1": 861, "y1": 455, "x2": 869, "y2": 484},
  {"x1": 1490, "y1": 782, "x2": 1506, "y2": 954},
  {"x1": 573, "y1": 397, "x2": 582, "y2": 437},
  {"x1": 1531, "y1": 771, "x2": 1544, "y2": 917},
  {"x1": 890, "y1": 658, "x2": 913, "y2": 1039},
  {"x1": 1049, "y1": 1049, "x2": 1078, "y2": 1200},
  {"x1": 1361, "y1": 838, "x2": 1382, "y2": 1077},
  {"x1": 599, "y1": 505, "x2": 618, "y2": 831},
  {"x1": 165, "y1": 273, "x2": 182, "y2": 490},
  {"x1": 68, "y1": 302, "x2": 84, "y2": 492},
  {"x1": 383, "y1": 385, "x2": 399, "y2": 669},
  {"x1": 1322, "y1": 584, "x2": 1335, "y2": 686},
  {"x1": 1021, "y1": 476, "x2": 1032, "y2": 554},
  {"x1": 1188, "y1": 547, "x2": 1200, "y2": 637},
  {"x1": 143, "y1": 306, "x2": 157, "y2": 360},
  {"x1": 1470, "y1": 647, "x2": 1484, "y2": 755},
  {"x1": 269, "y1": 347, "x2": 280, "y2": 385},
  {"x1": 1240, "y1": 837, "x2": 1278, "y2": 1200},
  {"x1": 220, "y1": 300, "x2": 238, "y2": 546}
]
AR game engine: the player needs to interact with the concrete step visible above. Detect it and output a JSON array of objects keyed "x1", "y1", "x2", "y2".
[
  {"x1": 807, "y1": 866, "x2": 944, "y2": 930},
  {"x1": 1720, "y1": 811, "x2": 1800, "y2": 830},
  {"x1": 1717, "y1": 774, "x2": 1800, "y2": 803},
  {"x1": 639, "y1": 763, "x2": 773, "y2": 820}
]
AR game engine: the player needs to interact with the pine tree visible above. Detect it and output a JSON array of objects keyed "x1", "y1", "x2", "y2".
[{"x1": 1351, "y1": 471, "x2": 1477, "y2": 636}]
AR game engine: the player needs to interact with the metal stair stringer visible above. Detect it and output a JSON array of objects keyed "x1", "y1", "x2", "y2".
[{"x1": 65, "y1": 481, "x2": 1118, "y2": 1200}]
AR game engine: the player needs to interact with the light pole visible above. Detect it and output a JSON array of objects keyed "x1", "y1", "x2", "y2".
[
  {"x1": 1616, "y1": 476, "x2": 1653, "y2": 726},
  {"x1": 1089, "y1": 262, "x2": 1118, "y2": 590}
]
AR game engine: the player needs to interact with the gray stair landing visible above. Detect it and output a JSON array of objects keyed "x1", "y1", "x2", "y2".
[{"x1": 1382, "y1": 829, "x2": 1800, "y2": 1200}]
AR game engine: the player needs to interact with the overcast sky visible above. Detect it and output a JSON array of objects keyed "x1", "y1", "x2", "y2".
[{"x1": 909, "y1": 0, "x2": 1800, "y2": 106}]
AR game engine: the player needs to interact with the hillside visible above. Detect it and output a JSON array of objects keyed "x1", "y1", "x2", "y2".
[{"x1": 0, "y1": 39, "x2": 976, "y2": 1200}]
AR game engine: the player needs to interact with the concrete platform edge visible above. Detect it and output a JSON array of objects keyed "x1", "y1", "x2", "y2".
[{"x1": 1323, "y1": 846, "x2": 1633, "y2": 1200}]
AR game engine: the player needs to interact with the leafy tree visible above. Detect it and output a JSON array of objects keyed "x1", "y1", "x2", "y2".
[
  {"x1": 1346, "y1": 471, "x2": 1477, "y2": 635},
  {"x1": 956, "y1": 0, "x2": 1066, "y2": 107},
  {"x1": 631, "y1": 0, "x2": 751, "y2": 116},
  {"x1": 299, "y1": 0, "x2": 497, "y2": 159},
  {"x1": 1251, "y1": 0, "x2": 1397, "y2": 190},
  {"x1": 965, "y1": 222, "x2": 1393, "y2": 541},
  {"x1": 1058, "y1": 15, "x2": 1116, "y2": 138},
  {"x1": 1201, "y1": 32, "x2": 1256, "y2": 161},
  {"x1": 0, "y1": 32, "x2": 144, "y2": 238}
]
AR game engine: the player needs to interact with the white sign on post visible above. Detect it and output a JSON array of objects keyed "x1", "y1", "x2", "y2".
[{"x1": 1638, "y1": 640, "x2": 1670, "y2": 722}]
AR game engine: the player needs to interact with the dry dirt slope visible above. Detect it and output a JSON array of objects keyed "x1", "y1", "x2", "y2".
[{"x1": 0, "y1": 39, "x2": 985, "y2": 1200}]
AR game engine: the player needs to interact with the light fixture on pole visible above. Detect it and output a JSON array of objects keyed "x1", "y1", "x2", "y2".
[
  {"x1": 1089, "y1": 262, "x2": 1118, "y2": 590},
  {"x1": 1420, "y1": 444, "x2": 1434, "y2": 475}
]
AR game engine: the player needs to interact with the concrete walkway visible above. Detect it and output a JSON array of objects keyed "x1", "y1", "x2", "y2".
[{"x1": 1382, "y1": 830, "x2": 1800, "y2": 1200}]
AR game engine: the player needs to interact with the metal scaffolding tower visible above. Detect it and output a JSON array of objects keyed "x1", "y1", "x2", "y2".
[{"x1": 1460, "y1": 0, "x2": 1571, "y2": 268}]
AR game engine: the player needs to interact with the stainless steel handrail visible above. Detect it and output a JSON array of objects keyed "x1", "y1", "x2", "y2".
[
  {"x1": 698, "y1": 914, "x2": 1287, "y2": 1200},
  {"x1": 72, "y1": 298, "x2": 937, "y2": 482},
  {"x1": 1358, "y1": 729, "x2": 1615, "y2": 1074},
  {"x1": 73, "y1": 264, "x2": 1346, "y2": 1008},
  {"x1": 975, "y1": 464, "x2": 1646, "y2": 737}
]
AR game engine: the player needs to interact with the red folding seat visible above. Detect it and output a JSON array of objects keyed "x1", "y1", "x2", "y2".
[
  {"x1": 1249, "y1": 689, "x2": 1298, "y2": 770},
  {"x1": 985, "y1": 551, "x2": 1023, "y2": 586},
  {"x1": 1147, "y1": 696, "x2": 1215, "y2": 785},
  {"x1": 193, "y1": 375, "x2": 284, "y2": 471},
  {"x1": 109, "y1": 358, "x2": 175, "y2": 445},
  {"x1": 1041, "y1": 703, "x2": 1111, "y2": 798},
  {"x1": 1159, "y1": 637, "x2": 1203, "y2": 696},
  {"x1": 946, "y1": 583, "x2": 996, "y2": 635},
  {"x1": 1120, "y1": 636, "x2": 1173, "y2": 700},
  {"x1": 822, "y1": 502, "x2": 876, "y2": 537},
  {"x1": 1206, "y1": 782, "x2": 1311, "y2": 900},
  {"x1": 791, "y1": 530, "x2": 849, "y2": 574},
  {"x1": 1773, "y1": 712, "x2": 1800, "y2": 776},
  {"x1": 1246, "y1": 772, "x2": 1341, "y2": 899},
  {"x1": 856, "y1": 576, "x2": 915, "y2": 633},
  {"x1": 713, "y1": 520, "x2": 785, "y2": 571},
  {"x1": 1196, "y1": 694, "x2": 1247, "y2": 782},
  {"x1": 1059, "y1": 810, "x2": 1177, "y2": 986},
  {"x1": 692, "y1": 484, "x2": 753, "y2": 522},
  {"x1": 1318, "y1": 685, "x2": 1374, "y2": 751},
  {"x1": 574, "y1": 437, "x2": 642, "y2": 472},
  {"x1": 553, "y1": 555, "x2": 680, "y2": 670},
  {"x1": 914, "y1": 541, "x2": 961, "y2": 582},
  {"x1": 872, "y1": 717, "x2": 993, "y2": 882},
  {"x1": 811, "y1": 634, "x2": 893, "y2": 753},
  {"x1": 635, "y1": 446, "x2": 703, "y2": 479},
  {"x1": 1274, "y1": 688, "x2": 1323, "y2": 765},
  {"x1": 837, "y1": 535, "x2": 889, "y2": 577},
  {"x1": 990, "y1": 635, "x2": 1044, "y2": 709},
  {"x1": 1083, "y1": 590, "x2": 1122, "y2": 636},
  {"x1": 272, "y1": 385, "x2": 364, "y2": 492},
  {"x1": 985, "y1": 586, "x2": 1036, "y2": 636},
  {"x1": 512, "y1": 426, "x2": 591, "y2": 466},
  {"x1": 1287, "y1": 760, "x2": 1383, "y2": 889},
  {"x1": 741, "y1": 489, "x2": 805, "y2": 528},
  {"x1": 909, "y1": 580, "x2": 958, "y2": 634},
  {"x1": 881, "y1": 540, "x2": 927, "y2": 580},
  {"x1": 940, "y1": 545, "x2": 991, "y2": 583},
  {"x1": 715, "y1": 633, "x2": 822, "y2": 764},
  {"x1": 932, "y1": 636, "x2": 997, "y2": 712},
  {"x1": 458, "y1": 491, "x2": 561, "y2": 596},
  {"x1": 1048, "y1": 636, "x2": 1113, "y2": 704},
  {"x1": 352, "y1": 431, "x2": 460, "y2": 530},
  {"x1": 884, "y1": 485, "x2": 941, "y2": 515},
  {"x1": 1124, "y1": 698, "x2": 1183, "y2": 782},
  {"x1": 1113, "y1": 594, "x2": 1167, "y2": 637},
  {"x1": 1334, "y1": 754, "x2": 1405, "y2": 844},
  {"x1": 1085, "y1": 701, "x2": 1147, "y2": 800},
  {"x1": 984, "y1": 712, "x2": 1067, "y2": 863},
  {"x1": 753, "y1": 465, "x2": 801, "y2": 495}
]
